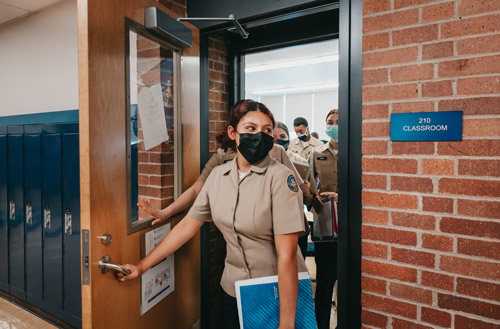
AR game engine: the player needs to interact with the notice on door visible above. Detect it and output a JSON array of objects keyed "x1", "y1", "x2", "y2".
[
  {"x1": 137, "y1": 84, "x2": 169, "y2": 150},
  {"x1": 141, "y1": 224, "x2": 175, "y2": 315}
]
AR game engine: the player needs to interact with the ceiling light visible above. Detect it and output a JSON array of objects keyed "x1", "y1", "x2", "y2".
[
  {"x1": 252, "y1": 83, "x2": 339, "y2": 96},
  {"x1": 245, "y1": 55, "x2": 339, "y2": 73}
]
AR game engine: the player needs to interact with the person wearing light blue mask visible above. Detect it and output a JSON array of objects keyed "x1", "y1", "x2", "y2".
[
  {"x1": 325, "y1": 123, "x2": 339, "y2": 143},
  {"x1": 289, "y1": 117, "x2": 323, "y2": 161}
]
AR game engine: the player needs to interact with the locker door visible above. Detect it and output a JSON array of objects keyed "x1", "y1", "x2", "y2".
[
  {"x1": 42, "y1": 132, "x2": 63, "y2": 311},
  {"x1": 61, "y1": 125, "x2": 81, "y2": 328},
  {"x1": 7, "y1": 126, "x2": 25, "y2": 300},
  {"x1": 24, "y1": 125, "x2": 43, "y2": 307},
  {"x1": 0, "y1": 127, "x2": 8, "y2": 292}
]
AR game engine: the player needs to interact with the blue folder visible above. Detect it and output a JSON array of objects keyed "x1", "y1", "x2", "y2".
[{"x1": 235, "y1": 272, "x2": 317, "y2": 329}]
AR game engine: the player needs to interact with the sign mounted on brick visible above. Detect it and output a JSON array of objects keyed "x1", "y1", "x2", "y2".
[{"x1": 390, "y1": 111, "x2": 462, "y2": 141}]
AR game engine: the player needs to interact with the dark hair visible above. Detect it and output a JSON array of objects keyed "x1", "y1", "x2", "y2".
[
  {"x1": 276, "y1": 121, "x2": 289, "y2": 138},
  {"x1": 326, "y1": 109, "x2": 339, "y2": 121},
  {"x1": 293, "y1": 117, "x2": 308, "y2": 127},
  {"x1": 218, "y1": 99, "x2": 276, "y2": 152}
]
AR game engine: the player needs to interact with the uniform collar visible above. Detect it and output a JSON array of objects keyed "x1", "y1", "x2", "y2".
[
  {"x1": 222, "y1": 154, "x2": 272, "y2": 176},
  {"x1": 327, "y1": 143, "x2": 338, "y2": 156}
]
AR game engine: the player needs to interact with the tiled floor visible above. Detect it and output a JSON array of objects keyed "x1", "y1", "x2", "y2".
[
  {"x1": 0, "y1": 298, "x2": 58, "y2": 329},
  {"x1": 306, "y1": 256, "x2": 337, "y2": 329}
]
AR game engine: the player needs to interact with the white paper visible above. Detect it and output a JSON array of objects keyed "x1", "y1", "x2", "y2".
[
  {"x1": 141, "y1": 223, "x2": 175, "y2": 315},
  {"x1": 137, "y1": 84, "x2": 169, "y2": 150}
]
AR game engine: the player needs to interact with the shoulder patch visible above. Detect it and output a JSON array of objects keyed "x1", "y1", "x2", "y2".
[{"x1": 286, "y1": 174, "x2": 299, "y2": 193}]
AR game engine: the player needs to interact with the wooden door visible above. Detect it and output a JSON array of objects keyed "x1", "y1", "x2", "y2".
[{"x1": 77, "y1": 0, "x2": 201, "y2": 328}]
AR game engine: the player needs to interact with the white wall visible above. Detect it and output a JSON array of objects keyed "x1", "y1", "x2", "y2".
[{"x1": 0, "y1": 0, "x2": 78, "y2": 116}]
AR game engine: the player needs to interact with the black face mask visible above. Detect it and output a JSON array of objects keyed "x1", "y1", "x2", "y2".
[{"x1": 237, "y1": 131, "x2": 274, "y2": 164}]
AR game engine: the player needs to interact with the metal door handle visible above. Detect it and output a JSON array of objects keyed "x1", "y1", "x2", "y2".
[{"x1": 98, "y1": 256, "x2": 131, "y2": 276}]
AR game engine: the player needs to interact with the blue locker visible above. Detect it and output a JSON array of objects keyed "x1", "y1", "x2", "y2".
[
  {"x1": 24, "y1": 125, "x2": 43, "y2": 307},
  {"x1": 61, "y1": 124, "x2": 82, "y2": 328},
  {"x1": 7, "y1": 126, "x2": 25, "y2": 300},
  {"x1": 0, "y1": 126, "x2": 8, "y2": 292},
  {"x1": 42, "y1": 132, "x2": 63, "y2": 311}
]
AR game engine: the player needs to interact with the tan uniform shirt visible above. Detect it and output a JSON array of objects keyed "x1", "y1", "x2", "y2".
[
  {"x1": 289, "y1": 136, "x2": 324, "y2": 161},
  {"x1": 310, "y1": 142, "x2": 338, "y2": 194},
  {"x1": 286, "y1": 149, "x2": 308, "y2": 164},
  {"x1": 189, "y1": 155, "x2": 308, "y2": 297},
  {"x1": 198, "y1": 145, "x2": 304, "y2": 185}
]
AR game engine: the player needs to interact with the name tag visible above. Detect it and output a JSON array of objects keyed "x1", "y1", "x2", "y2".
[{"x1": 317, "y1": 156, "x2": 327, "y2": 160}]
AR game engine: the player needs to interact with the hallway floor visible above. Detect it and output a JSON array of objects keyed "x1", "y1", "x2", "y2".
[{"x1": 0, "y1": 297, "x2": 57, "y2": 329}]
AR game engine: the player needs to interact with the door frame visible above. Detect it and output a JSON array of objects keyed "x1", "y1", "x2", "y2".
[{"x1": 198, "y1": 0, "x2": 363, "y2": 327}]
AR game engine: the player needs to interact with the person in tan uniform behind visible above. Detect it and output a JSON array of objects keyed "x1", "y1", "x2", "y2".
[
  {"x1": 273, "y1": 121, "x2": 308, "y2": 164},
  {"x1": 309, "y1": 109, "x2": 339, "y2": 329},
  {"x1": 119, "y1": 100, "x2": 308, "y2": 329},
  {"x1": 289, "y1": 117, "x2": 324, "y2": 161}
]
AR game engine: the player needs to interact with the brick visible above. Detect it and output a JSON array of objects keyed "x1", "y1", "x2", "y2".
[
  {"x1": 458, "y1": 34, "x2": 500, "y2": 55},
  {"x1": 392, "y1": 247, "x2": 435, "y2": 268},
  {"x1": 392, "y1": 318, "x2": 433, "y2": 329},
  {"x1": 362, "y1": 140, "x2": 388, "y2": 155},
  {"x1": 391, "y1": 64, "x2": 434, "y2": 82},
  {"x1": 362, "y1": 275, "x2": 387, "y2": 294},
  {"x1": 439, "y1": 55, "x2": 500, "y2": 78},
  {"x1": 422, "y1": 233, "x2": 454, "y2": 252},
  {"x1": 363, "y1": 0, "x2": 391, "y2": 15},
  {"x1": 361, "y1": 293, "x2": 417, "y2": 318},
  {"x1": 392, "y1": 212, "x2": 436, "y2": 230},
  {"x1": 362, "y1": 121, "x2": 390, "y2": 137},
  {"x1": 138, "y1": 175, "x2": 149, "y2": 185},
  {"x1": 392, "y1": 101, "x2": 434, "y2": 113},
  {"x1": 459, "y1": 0, "x2": 500, "y2": 16},
  {"x1": 439, "y1": 178, "x2": 500, "y2": 197},
  {"x1": 422, "y1": 158, "x2": 454, "y2": 175},
  {"x1": 421, "y1": 270, "x2": 454, "y2": 291},
  {"x1": 362, "y1": 104, "x2": 389, "y2": 119},
  {"x1": 362, "y1": 158, "x2": 418, "y2": 174},
  {"x1": 363, "y1": 242, "x2": 388, "y2": 259},
  {"x1": 438, "y1": 140, "x2": 500, "y2": 156},
  {"x1": 422, "y1": 196, "x2": 454, "y2": 213},
  {"x1": 441, "y1": 217, "x2": 500, "y2": 239},
  {"x1": 362, "y1": 191, "x2": 419, "y2": 209},
  {"x1": 391, "y1": 176, "x2": 433, "y2": 193},
  {"x1": 422, "y1": 41, "x2": 454, "y2": 60},
  {"x1": 363, "y1": 68, "x2": 388, "y2": 85},
  {"x1": 363, "y1": 46, "x2": 418, "y2": 68},
  {"x1": 439, "y1": 293, "x2": 500, "y2": 320},
  {"x1": 455, "y1": 315, "x2": 500, "y2": 329},
  {"x1": 392, "y1": 141, "x2": 435, "y2": 155},
  {"x1": 458, "y1": 159, "x2": 500, "y2": 177},
  {"x1": 439, "y1": 97, "x2": 500, "y2": 115},
  {"x1": 394, "y1": 0, "x2": 436, "y2": 9},
  {"x1": 362, "y1": 259, "x2": 418, "y2": 282},
  {"x1": 363, "y1": 9, "x2": 419, "y2": 32},
  {"x1": 458, "y1": 238, "x2": 500, "y2": 261},
  {"x1": 457, "y1": 277, "x2": 500, "y2": 302},
  {"x1": 421, "y1": 307, "x2": 452, "y2": 328},
  {"x1": 363, "y1": 225, "x2": 417, "y2": 245},
  {"x1": 441, "y1": 14, "x2": 500, "y2": 38},
  {"x1": 362, "y1": 173, "x2": 387, "y2": 189},
  {"x1": 458, "y1": 199, "x2": 500, "y2": 219},
  {"x1": 393, "y1": 25, "x2": 439, "y2": 46},
  {"x1": 422, "y1": 2, "x2": 455, "y2": 22},
  {"x1": 459, "y1": 76, "x2": 500, "y2": 95},
  {"x1": 390, "y1": 282, "x2": 433, "y2": 304},
  {"x1": 361, "y1": 309, "x2": 387, "y2": 328},
  {"x1": 149, "y1": 152, "x2": 174, "y2": 163},
  {"x1": 363, "y1": 84, "x2": 418, "y2": 102},
  {"x1": 362, "y1": 208, "x2": 389, "y2": 225},
  {"x1": 464, "y1": 118, "x2": 500, "y2": 137},
  {"x1": 440, "y1": 255, "x2": 500, "y2": 280},
  {"x1": 363, "y1": 33, "x2": 390, "y2": 51},
  {"x1": 422, "y1": 80, "x2": 453, "y2": 97}
]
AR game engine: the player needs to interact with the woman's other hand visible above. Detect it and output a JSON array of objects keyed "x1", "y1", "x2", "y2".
[{"x1": 137, "y1": 198, "x2": 165, "y2": 225}]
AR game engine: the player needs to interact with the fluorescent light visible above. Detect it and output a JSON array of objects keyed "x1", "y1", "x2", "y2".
[
  {"x1": 245, "y1": 55, "x2": 339, "y2": 73},
  {"x1": 252, "y1": 83, "x2": 339, "y2": 96}
]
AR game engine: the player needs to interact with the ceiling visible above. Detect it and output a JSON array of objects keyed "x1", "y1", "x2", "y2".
[{"x1": 0, "y1": 0, "x2": 63, "y2": 27}]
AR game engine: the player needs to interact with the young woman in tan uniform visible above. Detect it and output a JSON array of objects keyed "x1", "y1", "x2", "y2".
[{"x1": 119, "y1": 100, "x2": 308, "y2": 329}]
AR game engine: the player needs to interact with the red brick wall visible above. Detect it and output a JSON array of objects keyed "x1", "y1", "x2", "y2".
[{"x1": 361, "y1": 0, "x2": 500, "y2": 328}]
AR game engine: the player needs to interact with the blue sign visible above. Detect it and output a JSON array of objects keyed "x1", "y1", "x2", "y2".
[{"x1": 391, "y1": 111, "x2": 462, "y2": 141}]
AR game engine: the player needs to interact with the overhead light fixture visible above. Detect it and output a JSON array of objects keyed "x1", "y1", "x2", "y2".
[
  {"x1": 252, "y1": 83, "x2": 339, "y2": 96},
  {"x1": 178, "y1": 14, "x2": 249, "y2": 39},
  {"x1": 245, "y1": 55, "x2": 339, "y2": 73}
]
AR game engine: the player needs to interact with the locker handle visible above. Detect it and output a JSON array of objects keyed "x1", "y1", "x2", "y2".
[
  {"x1": 9, "y1": 199, "x2": 15, "y2": 220},
  {"x1": 44, "y1": 205, "x2": 50, "y2": 229},
  {"x1": 26, "y1": 202, "x2": 32, "y2": 224},
  {"x1": 98, "y1": 256, "x2": 131, "y2": 276},
  {"x1": 65, "y1": 208, "x2": 72, "y2": 235}
]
